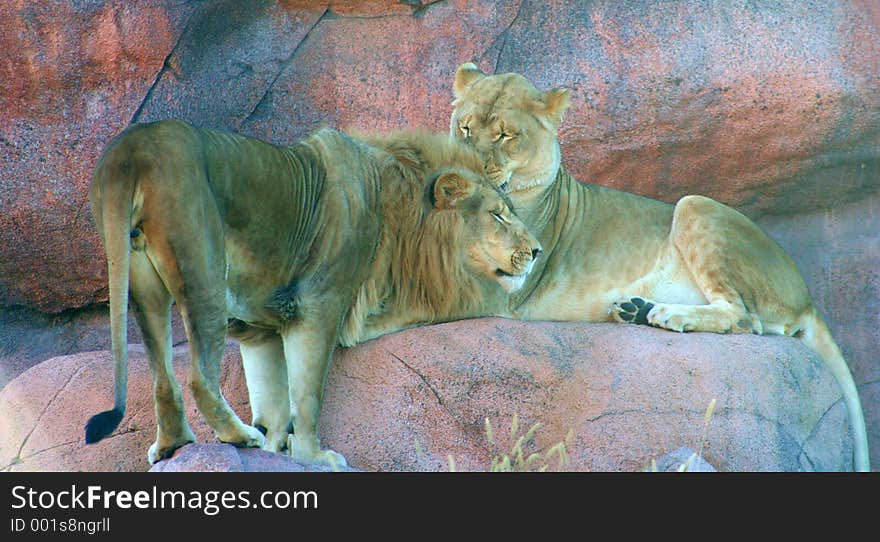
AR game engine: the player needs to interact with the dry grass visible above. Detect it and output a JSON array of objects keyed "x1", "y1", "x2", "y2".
[
  {"x1": 447, "y1": 413, "x2": 574, "y2": 472},
  {"x1": 649, "y1": 398, "x2": 717, "y2": 472}
]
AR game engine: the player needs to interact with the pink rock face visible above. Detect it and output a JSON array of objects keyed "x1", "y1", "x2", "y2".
[
  {"x1": 1, "y1": 0, "x2": 877, "y2": 312},
  {"x1": 0, "y1": 343, "x2": 249, "y2": 473},
  {"x1": 758, "y1": 193, "x2": 880, "y2": 471},
  {"x1": 0, "y1": 321, "x2": 855, "y2": 472},
  {"x1": 513, "y1": 1, "x2": 880, "y2": 217},
  {"x1": 0, "y1": 2, "x2": 194, "y2": 312}
]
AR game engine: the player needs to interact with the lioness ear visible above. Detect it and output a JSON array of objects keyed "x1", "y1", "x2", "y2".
[
  {"x1": 542, "y1": 87, "x2": 572, "y2": 126},
  {"x1": 433, "y1": 172, "x2": 474, "y2": 209},
  {"x1": 453, "y1": 62, "x2": 485, "y2": 98}
]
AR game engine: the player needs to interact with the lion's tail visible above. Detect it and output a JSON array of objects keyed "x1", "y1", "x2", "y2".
[
  {"x1": 84, "y1": 147, "x2": 138, "y2": 444},
  {"x1": 799, "y1": 310, "x2": 870, "y2": 471}
]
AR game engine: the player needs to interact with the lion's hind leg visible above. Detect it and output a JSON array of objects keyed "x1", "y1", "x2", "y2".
[
  {"x1": 146, "y1": 212, "x2": 264, "y2": 451},
  {"x1": 613, "y1": 295, "x2": 759, "y2": 334},
  {"x1": 613, "y1": 195, "x2": 786, "y2": 334},
  {"x1": 130, "y1": 250, "x2": 196, "y2": 463},
  {"x1": 179, "y1": 292, "x2": 265, "y2": 450}
]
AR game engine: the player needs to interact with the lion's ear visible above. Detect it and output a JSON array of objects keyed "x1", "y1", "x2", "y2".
[
  {"x1": 433, "y1": 171, "x2": 474, "y2": 209},
  {"x1": 453, "y1": 62, "x2": 485, "y2": 98},
  {"x1": 542, "y1": 87, "x2": 572, "y2": 127}
]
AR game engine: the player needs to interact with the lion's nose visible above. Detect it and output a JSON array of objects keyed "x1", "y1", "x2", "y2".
[{"x1": 532, "y1": 247, "x2": 542, "y2": 260}]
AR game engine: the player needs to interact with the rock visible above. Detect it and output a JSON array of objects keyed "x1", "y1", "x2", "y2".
[
  {"x1": 0, "y1": 319, "x2": 857, "y2": 472},
  {"x1": 0, "y1": 1, "x2": 195, "y2": 312},
  {"x1": 0, "y1": 305, "x2": 187, "y2": 390},
  {"x1": 650, "y1": 447, "x2": 718, "y2": 472},
  {"x1": 758, "y1": 193, "x2": 880, "y2": 472},
  {"x1": 149, "y1": 442, "x2": 243, "y2": 473},
  {"x1": 2, "y1": 0, "x2": 877, "y2": 312},
  {"x1": 0, "y1": 342, "x2": 250, "y2": 473},
  {"x1": 486, "y1": 1, "x2": 880, "y2": 217},
  {"x1": 148, "y1": 443, "x2": 359, "y2": 473},
  {"x1": 0, "y1": 0, "x2": 874, "y2": 471}
]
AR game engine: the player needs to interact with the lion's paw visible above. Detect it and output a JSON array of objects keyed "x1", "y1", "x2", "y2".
[
  {"x1": 646, "y1": 304, "x2": 693, "y2": 332},
  {"x1": 218, "y1": 423, "x2": 266, "y2": 450},
  {"x1": 287, "y1": 435, "x2": 348, "y2": 471},
  {"x1": 612, "y1": 297, "x2": 654, "y2": 325},
  {"x1": 148, "y1": 429, "x2": 196, "y2": 464},
  {"x1": 261, "y1": 430, "x2": 290, "y2": 454}
]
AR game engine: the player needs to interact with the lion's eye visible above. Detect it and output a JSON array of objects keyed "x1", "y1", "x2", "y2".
[
  {"x1": 491, "y1": 211, "x2": 506, "y2": 224},
  {"x1": 460, "y1": 125, "x2": 470, "y2": 139},
  {"x1": 502, "y1": 132, "x2": 517, "y2": 142}
]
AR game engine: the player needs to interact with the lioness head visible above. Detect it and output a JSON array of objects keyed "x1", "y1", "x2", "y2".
[
  {"x1": 431, "y1": 168, "x2": 541, "y2": 292},
  {"x1": 450, "y1": 62, "x2": 571, "y2": 198}
]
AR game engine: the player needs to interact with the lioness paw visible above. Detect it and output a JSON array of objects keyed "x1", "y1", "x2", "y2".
[
  {"x1": 612, "y1": 297, "x2": 654, "y2": 325},
  {"x1": 646, "y1": 304, "x2": 692, "y2": 333}
]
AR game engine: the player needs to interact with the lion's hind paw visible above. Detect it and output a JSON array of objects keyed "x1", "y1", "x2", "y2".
[{"x1": 612, "y1": 297, "x2": 654, "y2": 325}]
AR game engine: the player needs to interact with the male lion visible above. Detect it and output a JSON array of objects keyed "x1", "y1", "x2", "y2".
[
  {"x1": 85, "y1": 119, "x2": 541, "y2": 468},
  {"x1": 449, "y1": 63, "x2": 869, "y2": 471}
]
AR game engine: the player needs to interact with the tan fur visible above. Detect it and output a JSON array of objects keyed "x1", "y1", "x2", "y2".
[
  {"x1": 450, "y1": 63, "x2": 869, "y2": 471},
  {"x1": 86, "y1": 119, "x2": 540, "y2": 468}
]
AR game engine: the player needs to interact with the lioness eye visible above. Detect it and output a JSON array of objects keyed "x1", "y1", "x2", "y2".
[
  {"x1": 460, "y1": 125, "x2": 470, "y2": 139},
  {"x1": 491, "y1": 211, "x2": 505, "y2": 224}
]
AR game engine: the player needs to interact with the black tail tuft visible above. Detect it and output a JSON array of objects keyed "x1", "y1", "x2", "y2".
[{"x1": 84, "y1": 408, "x2": 124, "y2": 444}]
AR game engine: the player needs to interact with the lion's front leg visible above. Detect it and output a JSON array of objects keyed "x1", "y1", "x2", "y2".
[
  {"x1": 279, "y1": 315, "x2": 348, "y2": 471},
  {"x1": 239, "y1": 334, "x2": 292, "y2": 453}
]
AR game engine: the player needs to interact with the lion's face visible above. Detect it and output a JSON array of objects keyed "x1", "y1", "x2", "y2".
[
  {"x1": 432, "y1": 169, "x2": 542, "y2": 292},
  {"x1": 449, "y1": 63, "x2": 571, "y2": 196}
]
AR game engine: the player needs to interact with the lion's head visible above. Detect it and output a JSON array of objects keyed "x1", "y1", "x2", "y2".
[
  {"x1": 360, "y1": 130, "x2": 542, "y2": 305},
  {"x1": 449, "y1": 62, "x2": 571, "y2": 198},
  {"x1": 428, "y1": 167, "x2": 541, "y2": 293}
]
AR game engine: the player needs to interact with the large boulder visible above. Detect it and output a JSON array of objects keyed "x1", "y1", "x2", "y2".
[
  {"x1": 0, "y1": 319, "x2": 856, "y2": 472},
  {"x1": 148, "y1": 443, "x2": 359, "y2": 473}
]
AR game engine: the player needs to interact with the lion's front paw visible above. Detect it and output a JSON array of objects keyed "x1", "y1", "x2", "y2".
[
  {"x1": 287, "y1": 434, "x2": 348, "y2": 471},
  {"x1": 612, "y1": 297, "x2": 654, "y2": 325},
  {"x1": 261, "y1": 429, "x2": 290, "y2": 454},
  {"x1": 218, "y1": 423, "x2": 266, "y2": 450}
]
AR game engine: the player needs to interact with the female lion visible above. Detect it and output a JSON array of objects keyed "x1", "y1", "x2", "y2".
[{"x1": 448, "y1": 62, "x2": 869, "y2": 471}]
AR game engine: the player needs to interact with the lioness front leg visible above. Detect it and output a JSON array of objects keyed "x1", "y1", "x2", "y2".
[{"x1": 280, "y1": 315, "x2": 348, "y2": 470}]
